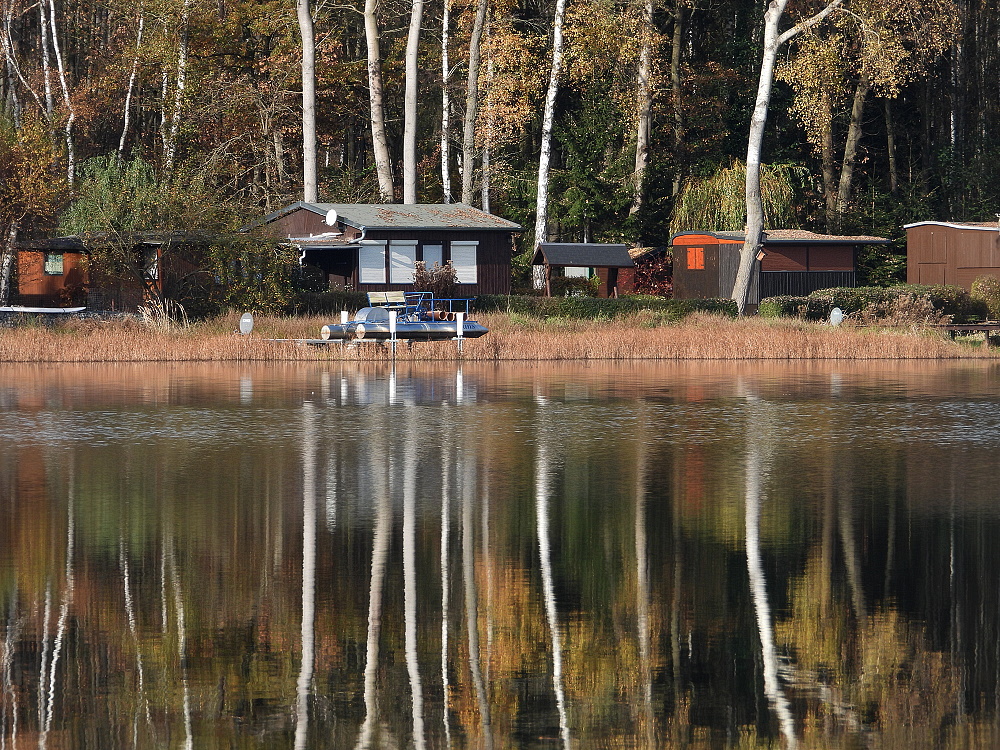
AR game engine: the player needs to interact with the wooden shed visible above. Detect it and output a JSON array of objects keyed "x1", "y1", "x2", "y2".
[
  {"x1": 671, "y1": 230, "x2": 890, "y2": 302},
  {"x1": 905, "y1": 221, "x2": 1000, "y2": 290},
  {"x1": 531, "y1": 243, "x2": 635, "y2": 298},
  {"x1": 15, "y1": 237, "x2": 89, "y2": 306},
  {"x1": 247, "y1": 202, "x2": 522, "y2": 296}
]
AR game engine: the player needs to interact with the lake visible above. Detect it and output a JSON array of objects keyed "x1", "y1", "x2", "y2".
[{"x1": 2, "y1": 360, "x2": 1000, "y2": 749}]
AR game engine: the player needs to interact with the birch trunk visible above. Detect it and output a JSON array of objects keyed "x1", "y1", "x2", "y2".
[
  {"x1": 119, "y1": 13, "x2": 145, "y2": 154},
  {"x1": 0, "y1": 222, "x2": 17, "y2": 305},
  {"x1": 630, "y1": 0, "x2": 654, "y2": 214},
  {"x1": 732, "y1": 0, "x2": 844, "y2": 314},
  {"x1": 364, "y1": 0, "x2": 394, "y2": 202},
  {"x1": 440, "y1": 0, "x2": 452, "y2": 202},
  {"x1": 296, "y1": 0, "x2": 318, "y2": 202},
  {"x1": 460, "y1": 0, "x2": 488, "y2": 204},
  {"x1": 402, "y1": 0, "x2": 424, "y2": 203},
  {"x1": 885, "y1": 99, "x2": 898, "y2": 196},
  {"x1": 47, "y1": 0, "x2": 75, "y2": 182},
  {"x1": 39, "y1": 2, "x2": 54, "y2": 118},
  {"x1": 165, "y1": 0, "x2": 192, "y2": 176},
  {"x1": 533, "y1": 0, "x2": 568, "y2": 246}
]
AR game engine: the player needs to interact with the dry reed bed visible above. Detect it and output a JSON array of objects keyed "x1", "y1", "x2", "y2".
[{"x1": 0, "y1": 312, "x2": 993, "y2": 362}]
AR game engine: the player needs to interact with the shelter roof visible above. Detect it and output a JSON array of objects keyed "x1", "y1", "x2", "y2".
[
  {"x1": 248, "y1": 202, "x2": 522, "y2": 232},
  {"x1": 671, "y1": 230, "x2": 890, "y2": 245},
  {"x1": 532, "y1": 243, "x2": 634, "y2": 267},
  {"x1": 904, "y1": 221, "x2": 1000, "y2": 232}
]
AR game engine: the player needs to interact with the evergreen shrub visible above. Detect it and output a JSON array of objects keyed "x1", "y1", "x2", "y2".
[
  {"x1": 758, "y1": 284, "x2": 988, "y2": 323},
  {"x1": 473, "y1": 295, "x2": 737, "y2": 320},
  {"x1": 290, "y1": 290, "x2": 369, "y2": 315}
]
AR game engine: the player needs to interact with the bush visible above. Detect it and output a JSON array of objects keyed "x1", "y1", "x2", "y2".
[
  {"x1": 758, "y1": 284, "x2": 989, "y2": 323},
  {"x1": 970, "y1": 275, "x2": 1000, "y2": 320},
  {"x1": 473, "y1": 294, "x2": 737, "y2": 321},
  {"x1": 290, "y1": 290, "x2": 368, "y2": 315},
  {"x1": 549, "y1": 275, "x2": 600, "y2": 298}
]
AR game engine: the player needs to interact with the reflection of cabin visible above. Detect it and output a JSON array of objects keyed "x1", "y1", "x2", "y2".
[
  {"x1": 530, "y1": 243, "x2": 635, "y2": 298},
  {"x1": 671, "y1": 230, "x2": 890, "y2": 303},
  {"x1": 905, "y1": 221, "x2": 1000, "y2": 290},
  {"x1": 15, "y1": 237, "x2": 89, "y2": 306},
  {"x1": 247, "y1": 203, "x2": 522, "y2": 296}
]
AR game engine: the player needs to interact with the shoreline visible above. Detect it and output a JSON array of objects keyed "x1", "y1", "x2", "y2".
[{"x1": 0, "y1": 312, "x2": 996, "y2": 362}]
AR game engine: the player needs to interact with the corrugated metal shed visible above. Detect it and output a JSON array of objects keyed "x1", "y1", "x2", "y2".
[
  {"x1": 248, "y1": 202, "x2": 521, "y2": 232},
  {"x1": 532, "y1": 243, "x2": 634, "y2": 267}
]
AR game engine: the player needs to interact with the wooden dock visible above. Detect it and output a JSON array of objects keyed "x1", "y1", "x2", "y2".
[{"x1": 939, "y1": 323, "x2": 1000, "y2": 346}]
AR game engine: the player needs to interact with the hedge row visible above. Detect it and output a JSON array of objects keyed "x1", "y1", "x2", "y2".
[
  {"x1": 473, "y1": 294, "x2": 737, "y2": 320},
  {"x1": 758, "y1": 285, "x2": 989, "y2": 323}
]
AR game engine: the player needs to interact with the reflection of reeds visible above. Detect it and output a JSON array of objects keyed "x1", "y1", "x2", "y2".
[{"x1": 0, "y1": 311, "x2": 993, "y2": 361}]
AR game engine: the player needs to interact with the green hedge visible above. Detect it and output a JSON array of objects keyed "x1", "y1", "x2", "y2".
[
  {"x1": 289, "y1": 290, "x2": 369, "y2": 315},
  {"x1": 758, "y1": 284, "x2": 989, "y2": 323},
  {"x1": 473, "y1": 294, "x2": 737, "y2": 320}
]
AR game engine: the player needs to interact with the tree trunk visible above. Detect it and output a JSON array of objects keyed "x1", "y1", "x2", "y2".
[
  {"x1": 0, "y1": 222, "x2": 17, "y2": 305},
  {"x1": 440, "y1": 0, "x2": 452, "y2": 203},
  {"x1": 165, "y1": 0, "x2": 191, "y2": 177},
  {"x1": 533, "y1": 0, "x2": 568, "y2": 246},
  {"x1": 39, "y1": 2, "x2": 54, "y2": 119},
  {"x1": 402, "y1": 0, "x2": 424, "y2": 203},
  {"x1": 119, "y1": 13, "x2": 145, "y2": 154},
  {"x1": 821, "y1": 91, "x2": 836, "y2": 233},
  {"x1": 670, "y1": 2, "x2": 684, "y2": 196},
  {"x1": 885, "y1": 99, "x2": 898, "y2": 196},
  {"x1": 364, "y1": 0, "x2": 394, "y2": 202},
  {"x1": 733, "y1": 0, "x2": 844, "y2": 314},
  {"x1": 47, "y1": 0, "x2": 75, "y2": 183},
  {"x1": 630, "y1": 0, "x2": 655, "y2": 214},
  {"x1": 833, "y1": 73, "x2": 870, "y2": 234},
  {"x1": 461, "y1": 0, "x2": 488, "y2": 204},
  {"x1": 296, "y1": 0, "x2": 318, "y2": 202}
]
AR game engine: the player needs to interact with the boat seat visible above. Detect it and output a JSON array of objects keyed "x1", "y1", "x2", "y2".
[{"x1": 367, "y1": 291, "x2": 407, "y2": 311}]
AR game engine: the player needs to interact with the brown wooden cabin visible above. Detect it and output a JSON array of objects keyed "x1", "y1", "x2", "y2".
[
  {"x1": 531, "y1": 243, "x2": 635, "y2": 298},
  {"x1": 671, "y1": 230, "x2": 890, "y2": 303},
  {"x1": 246, "y1": 202, "x2": 522, "y2": 296},
  {"x1": 15, "y1": 237, "x2": 89, "y2": 306},
  {"x1": 905, "y1": 221, "x2": 1000, "y2": 290}
]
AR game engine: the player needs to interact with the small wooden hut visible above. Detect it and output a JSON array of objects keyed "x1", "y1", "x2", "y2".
[
  {"x1": 531, "y1": 243, "x2": 635, "y2": 298},
  {"x1": 905, "y1": 221, "x2": 1000, "y2": 290}
]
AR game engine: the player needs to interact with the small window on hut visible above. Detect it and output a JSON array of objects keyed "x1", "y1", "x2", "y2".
[
  {"x1": 687, "y1": 247, "x2": 705, "y2": 270},
  {"x1": 450, "y1": 241, "x2": 478, "y2": 284},
  {"x1": 44, "y1": 252, "x2": 64, "y2": 275}
]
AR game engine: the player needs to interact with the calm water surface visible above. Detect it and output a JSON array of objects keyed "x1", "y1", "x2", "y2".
[{"x1": 2, "y1": 360, "x2": 1000, "y2": 748}]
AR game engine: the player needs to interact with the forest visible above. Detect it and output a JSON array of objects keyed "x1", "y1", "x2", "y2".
[{"x1": 2, "y1": 0, "x2": 999, "y2": 285}]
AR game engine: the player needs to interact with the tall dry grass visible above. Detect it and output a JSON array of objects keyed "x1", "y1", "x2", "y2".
[{"x1": 0, "y1": 310, "x2": 993, "y2": 362}]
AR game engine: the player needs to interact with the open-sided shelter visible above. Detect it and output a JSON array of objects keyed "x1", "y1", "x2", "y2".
[
  {"x1": 905, "y1": 221, "x2": 1000, "y2": 290},
  {"x1": 531, "y1": 243, "x2": 635, "y2": 297},
  {"x1": 246, "y1": 203, "x2": 522, "y2": 296},
  {"x1": 671, "y1": 230, "x2": 890, "y2": 303}
]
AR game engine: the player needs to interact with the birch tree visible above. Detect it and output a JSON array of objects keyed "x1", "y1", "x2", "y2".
[
  {"x1": 461, "y1": 0, "x2": 488, "y2": 204},
  {"x1": 402, "y1": 0, "x2": 424, "y2": 203},
  {"x1": 630, "y1": 0, "x2": 655, "y2": 214},
  {"x1": 163, "y1": 0, "x2": 192, "y2": 177},
  {"x1": 296, "y1": 0, "x2": 318, "y2": 202},
  {"x1": 46, "y1": 0, "x2": 74, "y2": 182},
  {"x1": 364, "y1": 0, "x2": 394, "y2": 202},
  {"x1": 533, "y1": 0, "x2": 569, "y2": 246},
  {"x1": 440, "y1": 0, "x2": 452, "y2": 202},
  {"x1": 731, "y1": 0, "x2": 845, "y2": 315}
]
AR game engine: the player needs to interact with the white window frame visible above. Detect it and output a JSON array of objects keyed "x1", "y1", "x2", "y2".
[
  {"x1": 563, "y1": 266, "x2": 590, "y2": 278},
  {"x1": 359, "y1": 241, "x2": 388, "y2": 284},
  {"x1": 390, "y1": 239, "x2": 418, "y2": 284},
  {"x1": 450, "y1": 240, "x2": 478, "y2": 284}
]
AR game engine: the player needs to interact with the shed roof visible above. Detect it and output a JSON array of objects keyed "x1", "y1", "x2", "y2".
[
  {"x1": 671, "y1": 230, "x2": 890, "y2": 245},
  {"x1": 249, "y1": 202, "x2": 522, "y2": 232},
  {"x1": 532, "y1": 243, "x2": 634, "y2": 267},
  {"x1": 904, "y1": 221, "x2": 1000, "y2": 232}
]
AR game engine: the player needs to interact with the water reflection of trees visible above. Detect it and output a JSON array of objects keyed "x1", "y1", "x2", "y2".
[{"x1": 2, "y1": 373, "x2": 1000, "y2": 747}]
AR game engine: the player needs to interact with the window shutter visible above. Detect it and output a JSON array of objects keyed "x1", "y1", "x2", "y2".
[
  {"x1": 359, "y1": 242, "x2": 387, "y2": 284},
  {"x1": 450, "y1": 241, "x2": 478, "y2": 284},
  {"x1": 390, "y1": 240, "x2": 418, "y2": 283}
]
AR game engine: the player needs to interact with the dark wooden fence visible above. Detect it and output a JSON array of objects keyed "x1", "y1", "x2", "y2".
[{"x1": 759, "y1": 271, "x2": 856, "y2": 298}]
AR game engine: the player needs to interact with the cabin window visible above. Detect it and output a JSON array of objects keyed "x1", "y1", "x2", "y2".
[
  {"x1": 44, "y1": 252, "x2": 64, "y2": 275},
  {"x1": 687, "y1": 247, "x2": 705, "y2": 270},
  {"x1": 390, "y1": 239, "x2": 417, "y2": 283},
  {"x1": 143, "y1": 247, "x2": 159, "y2": 281},
  {"x1": 359, "y1": 241, "x2": 388, "y2": 284},
  {"x1": 450, "y1": 241, "x2": 478, "y2": 284},
  {"x1": 422, "y1": 244, "x2": 443, "y2": 269}
]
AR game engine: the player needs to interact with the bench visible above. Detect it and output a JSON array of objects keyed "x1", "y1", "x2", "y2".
[{"x1": 367, "y1": 291, "x2": 407, "y2": 311}]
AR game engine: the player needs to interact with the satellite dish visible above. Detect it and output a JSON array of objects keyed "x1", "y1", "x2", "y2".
[
  {"x1": 830, "y1": 307, "x2": 844, "y2": 327},
  {"x1": 325, "y1": 208, "x2": 338, "y2": 226},
  {"x1": 239, "y1": 312, "x2": 254, "y2": 335}
]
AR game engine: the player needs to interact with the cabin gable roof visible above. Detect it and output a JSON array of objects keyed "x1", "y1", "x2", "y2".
[{"x1": 532, "y1": 243, "x2": 634, "y2": 268}]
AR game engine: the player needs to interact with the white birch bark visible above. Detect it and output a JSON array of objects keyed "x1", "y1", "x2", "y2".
[
  {"x1": 119, "y1": 13, "x2": 145, "y2": 154},
  {"x1": 481, "y1": 43, "x2": 493, "y2": 213},
  {"x1": 461, "y1": 0, "x2": 489, "y2": 204},
  {"x1": 533, "y1": 0, "x2": 568, "y2": 246},
  {"x1": 0, "y1": 223, "x2": 17, "y2": 305},
  {"x1": 39, "y1": 2, "x2": 53, "y2": 118},
  {"x1": 732, "y1": 0, "x2": 844, "y2": 314},
  {"x1": 296, "y1": 0, "x2": 318, "y2": 202},
  {"x1": 47, "y1": 0, "x2": 74, "y2": 182},
  {"x1": 441, "y1": 0, "x2": 452, "y2": 202},
  {"x1": 165, "y1": 0, "x2": 192, "y2": 176},
  {"x1": 403, "y1": 0, "x2": 424, "y2": 203},
  {"x1": 630, "y1": 0, "x2": 655, "y2": 214},
  {"x1": 364, "y1": 0, "x2": 394, "y2": 202}
]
